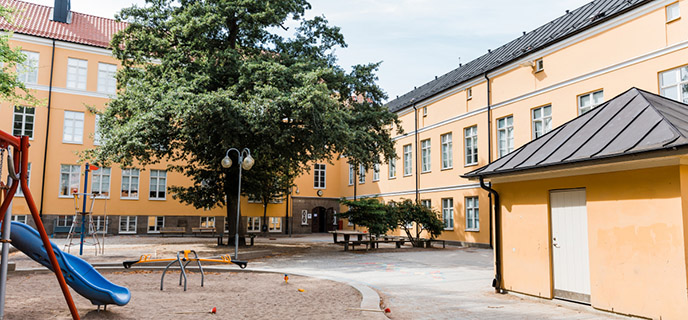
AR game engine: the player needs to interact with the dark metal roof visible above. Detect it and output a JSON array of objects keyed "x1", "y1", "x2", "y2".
[
  {"x1": 463, "y1": 88, "x2": 688, "y2": 178},
  {"x1": 386, "y1": 0, "x2": 653, "y2": 113}
]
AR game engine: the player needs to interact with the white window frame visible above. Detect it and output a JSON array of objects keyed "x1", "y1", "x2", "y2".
[
  {"x1": 420, "y1": 199, "x2": 431, "y2": 208},
  {"x1": 442, "y1": 198, "x2": 454, "y2": 230},
  {"x1": 247, "y1": 216, "x2": 261, "y2": 232},
  {"x1": 17, "y1": 51, "x2": 39, "y2": 84},
  {"x1": 94, "y1": 114, "x2": 102, "y2": 145},
  {"x1": 358, "y1": 164, "x2": 365, "y2": 184},
  {"x1": 121, "y1": 169, "x2": 140, "y2": 200},
  {"x1": 466, "y1": 87, "x2": 472, "y2": 100},
  {"x1": 149, "y1": 170, "x2": 167, "y2": 200},
  {"x1": 119, "y1": 215, "x2": 137, "y2": 234},
  {"x1": 535, "y1": 58, "x2": 544, "y2": 72},
  {"x1": 93, "y1": 216, "x2": 108, "y2": 233},
  {"x1": 388, "y1": 157, "x2": 396, "y2": 179},
  {"x1": 348, "y1": 164, "x2": 354, "y2": 186},
  {"x1": 16, "y1": 163, "x2": 31, "y2": 197},
  {"x1": 147, "y1": 216, "x2": 164, "y2": 233},
  {"x1": 313, "y1": 163, "x2": 326, "y2": 189},
  {"x1": 59, "y1": 164, "x2": 80, "y2": 198},
  {"x1": 56, "y1": 215, "x2": 74, "y2": 228},
  {"x1": 441, "y1": 133, "x2": 453, "y2": 170},
  {"x1": 90, "y1": 167, "x2": 111, "y2": 199},
  {"x1": 268, "y1": 217, "x2": 281, "y2": 232},
  {"x1": 422, "y1": 106, "x2": 427, "y2": 117},
  {"x1": 373, "y1": 163, "x2": 380, "y2": 181},
  {"x1": 66, "y1": 58, "x2": 88, "y2": 90},
  {"x1": 532, "y1": 105, "x2": 552, "y2": 139},
  {"x1": 11, "y1": 215, "x2": 28, "y2": 224},
  {"x1": 421, "y1": 139, "x2": 431, "y2": 173},
  {"x1": 464, "y1": 126, "x2": 478, "y2": 166},
  {"x1": 466, "y1": 196, "x2": 480, "y2": 232},
  {"x1": 667, "y1": 2, "x2": 680, "y2": 22},
  {"x1": 12, "y1": 106, "x2": 35, "y2": 139},
  {"x1": 497, "y1": 116, "x2": 514, "y2": 158},
  {"x1": 578, "y1": 90, "x2": 604, "y2": 115},
  {"x1": 97, "y1": 62, "x2": 117, "y2": 94},
  {"x1": 200, "y1": 217, "x2": 216, "y2": 228},
  {"x1": 659, "y1": 65, "x2": 688, "y2": 104},
  {"x1": 403, "y1": 144, "x2": 412, "y2": 176},
  {"x1": 63, "y1": 111, "x2": 84, "y2": 144}
]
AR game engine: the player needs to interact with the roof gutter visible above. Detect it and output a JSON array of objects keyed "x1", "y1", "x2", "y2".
[{"x1": 480, "y1": 176, "x2": 502, "y2": 294}]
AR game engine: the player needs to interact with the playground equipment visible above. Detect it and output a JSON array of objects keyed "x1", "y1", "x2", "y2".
[
  {"x1": 63, "y1": 164, "x2": 105, "y2": 256},
  {"x1": 0, "y1": 131, "x2": 128, "y2": 320},
  {"x1": 123, "y1": 250, "x2": 248, "y2": 291}
]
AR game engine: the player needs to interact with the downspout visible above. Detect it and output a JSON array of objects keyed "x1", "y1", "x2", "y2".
[
  {"x1": 39, "y1": 39, "x2": 56, "y2": 218},
  {"x1": 480, "y1": 176, "x2": 502, "y2": 294},
  {"x1": 412, "y1": 102, "x2": 419, "y2": 202},
  {"x1": 484, "y1": 73, "x2": 493, "y2": 249}
]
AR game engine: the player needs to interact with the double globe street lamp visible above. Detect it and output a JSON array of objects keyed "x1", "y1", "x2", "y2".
[{"x1": 221, "y1": 148, "x2": 254, "y2": 259}]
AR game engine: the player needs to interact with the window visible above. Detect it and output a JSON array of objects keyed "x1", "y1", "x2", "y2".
[
  {"x1": 442, "y1": 198, "x2": 454, "y2": 230},
  {"x1": 373, "y1": 163, "x2": 380, "y2": 181},
  {"x1": 421, "y1": 139, "x2": 431, "y2": 173},
  {"x1": 94, "y1": 114, "x2": 102, "y2": 145},
  {"x1": 403, "y1": 144, "x2": 412, "y2": 176},
  {"x1": 247, "y1": 217, "x2": 261, "y2": 232},
  {"x1": 441, "y1": 133, "x2": 453, "y2": 169},
  {"x1": 121, "y1": 169, "x2": 140, "y2": 199},
  {"x1": 667, "y1": 2, "x2": 680, "y2": 22},
  {"x1": 497, "y1": 116, "x2": 514, "y2": 157},
  {"x1": 119, "y1": 216, "x2": 137, "y2": 234},
  {"x1": 348, "y1": 164, "x2": 354, "y2": 185},
  {"x1": 313, "y1": 164, "x2": 326, "y2": 189},
  {"x1": 12, "y1": 106, "x2": 35, "y2": 139},
  {"x1": 269, "y1": 217, "x2": 281, "y2": 232},
  {"x1": 422, "y1": 107, "x2": 427, "y2": 117},
  {"x1": 466, "y1": 197, "x2": 479, "y2": 231},
  {"x1": 59, "y1": 164, "x2": 80, "y2": 197},
  {"x1": 56, "y1": 215, "x2": 74, "y2": 228},
  {"x1": 11, "y1": 215, "x2": 27, "y2": 224},
  {"x1": 97, "y1": 62, "x2": 117, "y2": 94},
  {"x1": 464, "y1": 126, "x2": 478, "y2": 166},
  {"x1": 421, "y1": 199, "x2": 431, "y2": 208},
  {"x1": 535, "y1": 58, "x2": 544, "y2": 72},
  {"x1": 63, "y1": 111, "x2": 84, "y2": 144},
  {"x1": 16, "y1": 163, "x2": 31, "y2": 196},
  {"x1": 90, "y1": 167, "x2": 111, "y2": 198},
  {"x1": 388, "y1": 157, "x2": 396, "y2": 179},
  {"x1": 466, "y1": 87, "x2": 472, "y2": 100},
  {"x1": 149, "y1": 170, "x2": 167, "y2": 200},
  {"x1": 147, "y1": 216, "x2": 164, "y2": 233},
  {"x1": 358, "y1": 164, "x2": 365, "y2": 184},
  {"x1": 200, "y1": 217, "x2": 215, "y2": 228},
  {"x1": 532, "y1": 105, "x2": 552, "y2": 139},
  {"x1": 66, "y1": 58, "x2": 87, "y2": 90},
  {"x1": 17, "y1": 51, "x2": 39, "y2": 84},
  {"x1": 93, "y1": 216, "x2": 108, "y2": 233},
  {"x1": 578, "y1": 90, "x2": 604, "y2": 115},
  {"x1": 659, "y1": 66, "x2": 688, "y2": 103}
]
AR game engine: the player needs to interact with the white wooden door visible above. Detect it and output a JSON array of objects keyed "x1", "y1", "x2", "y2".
[{"x1": 550, "y1": 189, "x2": 591, "y2": 303}]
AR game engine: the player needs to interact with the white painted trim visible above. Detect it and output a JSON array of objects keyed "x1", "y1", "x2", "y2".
[
  {"x1": 25, "y1": 83, "x2": 114, "y2": 99},
  {"x1": 344, "y1": 183, "x2": 481, "y2": 200},
  {"x1": 6, "y1": 32, "x2": 114, "y2": 56},
  {"x1": 396, "y1": 77, "x2": 484, "y2": 117}
]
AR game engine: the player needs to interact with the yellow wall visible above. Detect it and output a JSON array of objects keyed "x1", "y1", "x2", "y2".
[{"x1": 495, "y1": 165, "x2": 688, "y2": 319}]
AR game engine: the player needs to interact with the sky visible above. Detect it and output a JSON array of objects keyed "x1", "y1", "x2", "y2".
[{"x1": 30, "y1": 0, "x2": 592, "y2": 101}]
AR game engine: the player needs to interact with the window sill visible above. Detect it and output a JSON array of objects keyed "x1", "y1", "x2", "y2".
[
  {"x1": 372, "y1": 179, "x2": 379, "y2": 182},
  {"x1": 269, "y1": 230, "x2": 282, "y2": 233},
  {"x1": 62, "y1": 141, "x2": 84, "y2": 145},
  {"x1": 147, "y1": 231, "x2": 161, "y2": 234},
  {"x1": 421, "y1": 170, "x2": 431, "y2": 174},
  {"x1": 388, "y1": 177, "x2": 396, "y2": 180},
  {"x1": 464, "y1": 163, "x2": 478, "y2": 168},
  {"x1": 443, "y1": 228, "x2": 454, "y2": 231},
  {"x1": 666, "y1": 17, "x2": 681, "y2": 23},
  {"x1": 120, "y1": 197, "x2": 139, "y2": 200},
  {"x1": 465, "y1": 228, "x2": 480, "y2": 232},
  {"x1": 441, "y1": 167, "x2": 453, "y2": 171},
  {"x1": 314, "y1": 187, "x2": 326, "y2": 190},
  {"x1": 149, "y1": 198, "x2": 167, "y2": 201},
  {"x1": 119, "y1": 231, "x2": 136, "y2": 234},
  {"x1": 58, "y1": 195, "x2": 76, "y2": 199},
  {"x1": 403, "y1": 174, "x2": 412, "y2": 177}
]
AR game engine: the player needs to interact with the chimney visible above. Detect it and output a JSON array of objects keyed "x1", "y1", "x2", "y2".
[{"x1": 52, "y1": 0, "x2": 71, "y2": 23}]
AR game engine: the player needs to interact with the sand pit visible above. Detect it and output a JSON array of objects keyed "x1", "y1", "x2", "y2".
[{"x1": 3, "y1": 270, "x2": 367, "y2": 319}]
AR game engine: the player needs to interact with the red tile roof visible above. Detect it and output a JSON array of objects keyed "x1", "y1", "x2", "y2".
[{"x1": 0, "y1": 0, "x2": 127, "y2": 48}]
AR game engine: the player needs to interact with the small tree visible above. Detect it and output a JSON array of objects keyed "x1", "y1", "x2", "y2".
[
  {"x1": 339, "y1": 198, "x2": 395, "y2": 236},
  {"x1": 389, "y1": 199, "x2": 444, "y2": 247}
]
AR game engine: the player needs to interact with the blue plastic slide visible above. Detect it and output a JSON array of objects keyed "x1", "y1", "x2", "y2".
[{"x1": 6, "y1": 221, "x2": 130, "y2": 307}]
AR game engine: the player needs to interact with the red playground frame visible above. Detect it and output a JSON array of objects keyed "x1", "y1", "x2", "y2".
[{"x1": 0, "y1": 130, "x2": 80, "y2": 319}]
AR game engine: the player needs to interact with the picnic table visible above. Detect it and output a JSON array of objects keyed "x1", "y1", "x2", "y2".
[{"x1": 329, "y1": 230, "x2": 369, "y2": 243}]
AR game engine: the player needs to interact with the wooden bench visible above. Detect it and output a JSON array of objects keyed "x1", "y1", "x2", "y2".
[
  {"x1": 191, "y1": 227, "x2": 216, "y2": 237},
  {"x1": 160, "y1": 227, "x2": 185, "y2": 237},
  {"x1": 369, "y1": 235, "x2": 407, "y2": 249},
  {"x1": 343, "y1": 240, "x2": 369, "y2": 251},
  {"x1": 216, "y1": 234, "x2": 256, "y2": 246},
  {"x1": 420, "y1": 239, "x2": 446, "y2": 248}
]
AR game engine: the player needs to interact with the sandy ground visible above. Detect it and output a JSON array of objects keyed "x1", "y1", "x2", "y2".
[{"x1": 4, "y1": 270, "x2": 365, "y2": 320}]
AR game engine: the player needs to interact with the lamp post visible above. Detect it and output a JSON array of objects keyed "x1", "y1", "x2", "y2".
[{"x1": 221, "y1": 148, "x2": 254, "y2": 260}]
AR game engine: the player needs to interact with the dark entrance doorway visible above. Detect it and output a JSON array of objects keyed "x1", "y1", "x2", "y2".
[{"x1": 311, "y1": 207, "x2": 336, "y2": 233}]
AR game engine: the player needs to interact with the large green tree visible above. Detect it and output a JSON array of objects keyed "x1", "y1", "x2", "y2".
[
  {"x1": 0, "y1": 6, "x2": 38, "y2": 105},
  {"x1": 88, "y1": 0, "x2": 400, "y2": 243}
]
